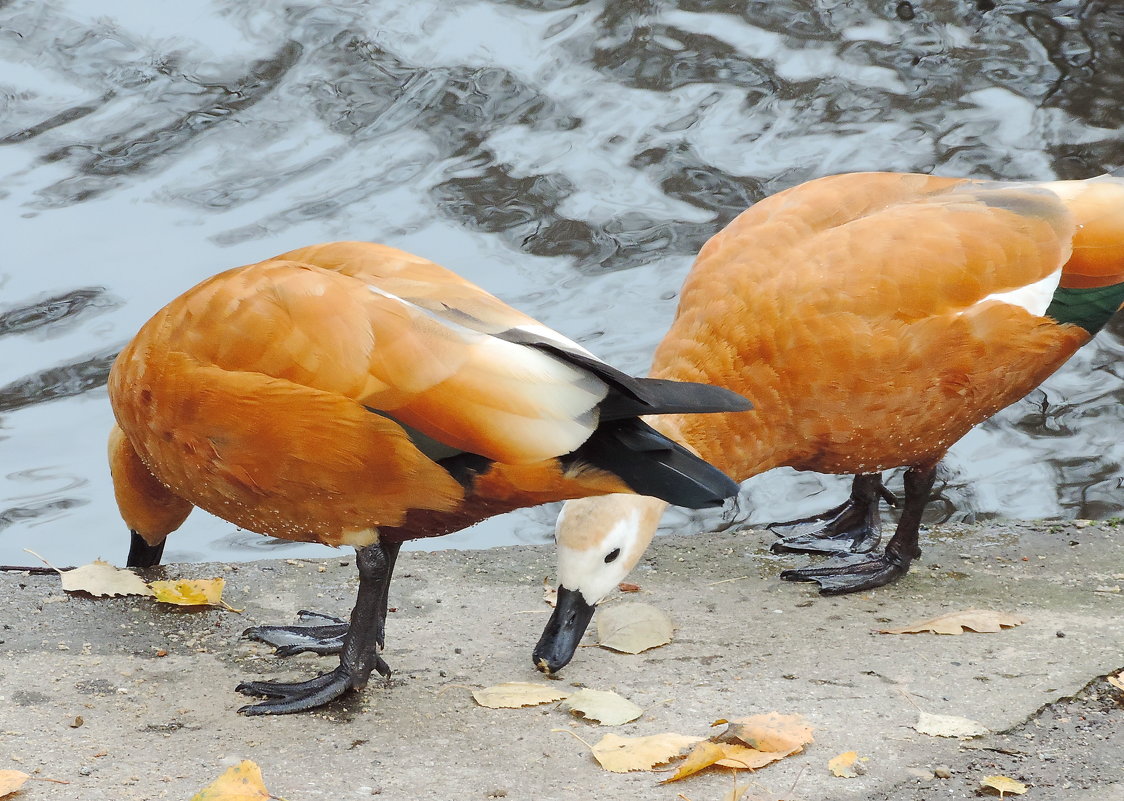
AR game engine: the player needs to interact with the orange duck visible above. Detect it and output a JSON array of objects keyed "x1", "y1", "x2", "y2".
[
  {"x1": 533, "y1": 171, "x2": 1124, "y2": 674},
  {"x1": 108, "y1": 240, "x2": 750, "y2": 714}
]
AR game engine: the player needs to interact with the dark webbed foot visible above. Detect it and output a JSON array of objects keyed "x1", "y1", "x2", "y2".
[
  {"x1": 235, "y1": 540, "x2": 401, "y2": 716},
  {"x1": 769, "y1": 473, "x2": 889, "y2": 555},
  {"x1": 236, "y1": 661, "x2": 390, "y2": 716},
  {"x1": 243, "y1": 610, "x2": 348, "y2": 656},
  {"x1": 780, "y1": 551, "x2": 912, "y2": 594},
  {"x1": 778, "y1": 465, "x2": 936, "y2": 596}
]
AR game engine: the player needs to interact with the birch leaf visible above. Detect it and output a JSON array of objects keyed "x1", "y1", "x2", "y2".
[
  {"x1": 0, "y1": 771, "x2": 29, "y2": 798},
  {"x1": 189, "y1": 761, "x2": 274, "y2": 801},
  {"x1": 543, "y1": 578, "x2": 557, "y2": 608},
  {"x1": 879, "y1": 609, "x2": 1026, "y2": 635},
  {"x1": 828, "y1": 751, "x2": 861, "y2": 778},
  {"x1": 597, "y1": 602, "x2": 673, "y2": 654},
  {"x1": 149, "y1": 578, "x2": 232, "y2": 608},
  {"x1": 717, "y1": 712, "x2": 814, "y2": 754},
  {"x1": 472, "y1": 682, "x2": 569, "y2": 708},
  {"x1": 60, "y1": 560, "x2": 154, "y2": 598},
  {"x1": 980, "y1": 775, "x2": 1029, "y2": 796},
  {"x1": 914, "y1": 711, "x2": 989, "y2": 738},
  {"x1": 561, "y1": 688, "x2": 643, "y2": 725},
  {"x1": 662, "y1": 741, "x2": 763, "y2": 783},
  {"x1": 590, "y1": 732, "x2": 703, "y2": 772},
  {"x1": 1106, "y1": 672, "x2": 1124, "y2": 691}
]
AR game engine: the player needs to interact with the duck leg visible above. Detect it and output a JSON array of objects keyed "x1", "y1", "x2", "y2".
[
  {"x1": 236, "y1": 539, "x2": 401, "y2": 715},
  {"x1": 126, "y1": 530, "x2": 166, "y2": 568},
  {"x1": 779, "y1": 465, "x2": 936, "y2": 594},
  {"x1": 769, "y1": 474, "x2": 893, "y2": 555}
]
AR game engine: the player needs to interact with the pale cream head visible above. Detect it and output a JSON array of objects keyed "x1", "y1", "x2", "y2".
[{"x1": 554, "y1": 493, "x2": 669, "y2": 604}]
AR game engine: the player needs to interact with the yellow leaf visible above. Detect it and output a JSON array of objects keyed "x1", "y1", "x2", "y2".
[
  {"x1": 914, "y1": 711, "x2": 988, "y2": 738},
  {"x1": 662, "y1": 741, "x2": 768, "y2": 783},
  {"x1": 980, "y1": 775, "x2": 1029, "y2": 797},
  {"x1": 60, "y1": 560, "x2": 154, "y2": 598},
  {"x1": 190, "y1": 761, "x2": 274, "y2": 801},
  {"x1": 1107, "y1": 672, "x2": 1124, "y2": 692},
  {"x1": 879, "y1": 609, "x2": 1026, "y2": 635},
  {"x1": 589, "y1": 732, "x2": 703, "y2": 772},
  {"x1": 149, "y1": 578, "x2": 237, "y2": 610},
  {"x1": 597, "y1": 602, "x2": 673, "y2": 654},
  {"x1": 472, "y1": 682, "x2": 570, "y2": 708},
  {"x1": 718, "y1": 712, "x2": 814, "y2": 754},
  {"x1": 0, "y1": 771, "x2": 29, "y2": 798},
  {"x1": 828, "y1": 751, "x2": 860, "y2": 778},
  {"x1": 561, "y1": 688, "x2": 643, "y2": 726}
]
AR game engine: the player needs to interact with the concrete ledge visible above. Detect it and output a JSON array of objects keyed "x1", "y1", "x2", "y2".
[{"x1": 1, "y1": 520, "x2": 1121, "y2": 800}]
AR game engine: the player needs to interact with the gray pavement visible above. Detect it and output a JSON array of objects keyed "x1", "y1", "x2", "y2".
[{"x1": 1, "y1": 519, "x2": 1121, "y2": 800}]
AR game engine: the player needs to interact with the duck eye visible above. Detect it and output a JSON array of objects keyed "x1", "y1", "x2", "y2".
[{"x1": 604, "y1": 548, "x2": 621, "y2": 564}]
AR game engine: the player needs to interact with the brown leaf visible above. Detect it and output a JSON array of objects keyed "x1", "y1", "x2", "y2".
[
  {"x1": 589, "y1": 732, "x2": 703, "y2": 773},
  {"x1": 597, "y1": 603, "x2": 673, "y2": 654},
  {"x1": 561, "y1": 688, "x2": 643, "y2": 726},
  {"x1": 59, "y1": 560, "x2": 154, "y2": 598},
  {"x1": 980, "y1": 775, "x2": 1028, "y2": 796},
  {"x1": 472, "y1": 682, "x2": 569, "y2": 709},
  {"x1": 0, "y1": 771, "x2": 29, "y2": 798},
  {"x1": 189, "y1": 761, "x2": 273, "y2": 801},
  {"x1": 618, "y1": 582, "x2": 641, "y2": 593},
  {"x1": 878, "y1": 609, "x2": 1026, "y2": 635},
  {"x1": 543, "y1": 578, "x2": 557, "y2": 608},
  {"x1": 828, "y1": 751, "x2": 861, "y2": 778},
  {"x1": 717, "y1": 712, "x2": 814, "y2": 754}
]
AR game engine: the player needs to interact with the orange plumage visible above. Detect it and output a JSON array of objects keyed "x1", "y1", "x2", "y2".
[{"x1": 107, "y1": 240, "x2": 747, "y2": 714}]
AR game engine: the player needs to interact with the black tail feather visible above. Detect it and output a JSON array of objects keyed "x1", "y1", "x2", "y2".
[{"x1": 564, "y1": 419, "x2": 740, "y2": 509}]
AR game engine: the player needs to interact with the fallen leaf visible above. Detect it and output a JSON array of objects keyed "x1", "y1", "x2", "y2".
[
  {"x1": 879, "y1": 609, "x2": 1026, "y2": 635},
  {"x1": 189, "y1": 761, "x2": 274, "y2": 801},
  {"x1": 717, "y1": 712, "x2": 814, "y2": 754},
  {"x1": 663, "y1": 741, "x2": 766, "y2": 783},
  {"x1": 589, "y1": 732, "x2": 703, "y2": 772},
  {"x1": 543, "y1": 578, "x2": 557, "y2": 608},
  {"x1": 597, "y1": 602, "x2": 673, "y2": 654},
  {"x1": 149, "y1": 578, "x2": 239, "y2": 611},
  {"x1": 618, "y1": 582, "x2": 641, "y2": 593},
  {"x1": 472, "y1": 682, "x2": 570, "y2": 709},
  {"x1": 0, "y1": 771, "x2": 29, "y2": 798},
  {"x1": 914, "y1": 711, "x2": 988, "y2": 738},
  {"x1": 828, "y1": 750, "x2": 860, "y2": 778},
  {"x1": 562, "y1": 688, "x2": 643, "y2": 726},
  {"x1": 1107, "y1": 672, "x2": 1124, "y2": 691},
  {"x1": 59, "y1": 560, "x2": 154, "y2": 598},
  {"x1": 980, "y1": 775, "x2": 1029, "y2": 797}
]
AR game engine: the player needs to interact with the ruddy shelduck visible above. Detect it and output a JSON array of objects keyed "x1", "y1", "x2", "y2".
[
  {"x1": 534, "y1": 171, "x2": 1124, "y2": 674},
  {"x1": 108, "y1": 241, "x2": 751, "y2": 714}
]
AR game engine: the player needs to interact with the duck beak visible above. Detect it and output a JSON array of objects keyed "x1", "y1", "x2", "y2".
[{"x1": 532, "y1": 585, "x2": 597, "y2": 674}]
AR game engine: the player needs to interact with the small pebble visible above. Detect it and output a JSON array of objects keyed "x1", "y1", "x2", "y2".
[{"x1": 934, "y1": 766, "x2": 952, "y2": 779}]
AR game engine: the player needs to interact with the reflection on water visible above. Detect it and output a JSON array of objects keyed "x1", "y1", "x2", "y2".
[{"x1": 1, "y1": 0, "x2": 1121, "y2": 565}]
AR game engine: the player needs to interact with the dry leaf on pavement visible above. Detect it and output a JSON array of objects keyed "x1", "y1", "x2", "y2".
[
  {"x1": 589, "y1": 732, "x2": 703, "y2": 772},
  {"x1": 0, "y1": 771, "x2": 29, "y2": 798},
  {"x1": 597, "y1": 602, "x2": 673, "y2": 654},
  {"x1": 149, "y1": 578, "x2": 240, "y2": 611},
  {"x1": 59, "y1": 559, "x2": 154, "y2": 597},
  {"x1": 562, "y1": 688, "x2": 643, "y2": 725},
  {"x1": 717, "y1": 712, "x2": 814, "y2": 755},
  {"x1": 879, "y1": 609, "x2": 1026, "y2": 635},
  {"x1": 189, "y1": 761, "x2": 276, "y2": 801},
  {"x1": 543, "y1": 578, "x2": 557, "y2": 608},
  {"x1": 828, "y1": 751, "x2": 862, "y2": 778},
  {"x1": 662, "y1": 741, "x2": 765, "y2": 783},
  {"x1": 980, "y1": 775, "x2": 1029, "y2": 796},
  {"x1": 1106, "y1": 672, "x2": 1124, "y2": 691},
  {"x1": 472, "y1": 682, "x2": 570, "y2": 708},
  {"x1": 914, "y1": 711, "x2": 988, "y2": 738}
]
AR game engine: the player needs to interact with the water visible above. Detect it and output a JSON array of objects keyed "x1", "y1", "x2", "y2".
[{"x1": 1, "y1": 0, "x2": 1121, "y2": 567}]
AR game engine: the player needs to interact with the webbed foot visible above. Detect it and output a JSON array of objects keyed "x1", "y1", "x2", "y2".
[
  {"x1": 236, "y1": 660, "x2": 390, "y2": 716},
  {"x1": 769, "y1": 473, "x2": 888, "y2": 555},
  {"x1": 780, "y1": 551, "x2": 912, "y2": 594},
  {"x1": 243, "y1": 610, "x2": 348, "y2": 657}
]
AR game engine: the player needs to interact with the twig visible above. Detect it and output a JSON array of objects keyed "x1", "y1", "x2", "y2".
[
  {"x1": 896, "y1": 687, "x2": 922, "y2": 710},
  {"x1": 29, "y1": 777, "x2": 71, "y2": 785},
  {"x1": 706, "y1": 575, "x2": 749, "y2": 586},
  {"x1": 789, "y1": 763, "x2": 806, "y2": 794},
  {"x1": 0, "y1": 565, "x2": 65, "y2": 574}
]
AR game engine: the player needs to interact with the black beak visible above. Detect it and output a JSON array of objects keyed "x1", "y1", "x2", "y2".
[{"x1": 532, "y1": 586, "x2": 597, "y2": 674}]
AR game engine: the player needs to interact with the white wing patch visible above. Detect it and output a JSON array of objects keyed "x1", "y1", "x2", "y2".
[
  {"x1": 975, "y1": 267, "x2": 1062, "y2": 318},
  {"x1": 512, "y1": 323, "x2": 600, "y2": 358}
]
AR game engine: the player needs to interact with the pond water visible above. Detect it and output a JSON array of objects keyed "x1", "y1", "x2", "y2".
[{"x1": 1, "y1": 0, "x2": 1122, "y2": 566}]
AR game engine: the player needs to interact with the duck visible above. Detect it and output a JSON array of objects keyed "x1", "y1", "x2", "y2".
[
  {"x1": 107, "y1": 240, "x2": 751, "y2": 715},
  {"x1": 533, "y1": 171, "x2": 1124, "y2": 674}
]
